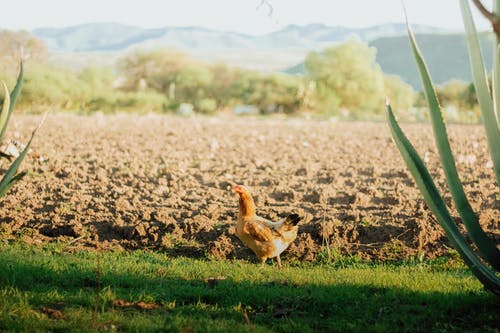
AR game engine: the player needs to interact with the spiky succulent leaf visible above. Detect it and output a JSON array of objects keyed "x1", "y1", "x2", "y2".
[
  {"x1": 0, "y1": 171, "x2": 27, "y2": 196},
  {"x1": 386, "y1": 103, "x2": 500, "y2": 295},
  {"x1": 0, "y1": 81, "x2": 11, "y2": 143},
  {"x1": 0, "y1": 129, "x2": 35, "y2": 198},
  {"x1": 460, "y1": 0, "x2": 500, "y2": 187},
  {"x1": 407, "y1": 15, "x2": 500, "y2": 271},
  {"x1": 0, "y1": 60, "x2": 23, "y2": 141}
]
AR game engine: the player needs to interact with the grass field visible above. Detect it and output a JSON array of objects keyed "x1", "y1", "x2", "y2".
[{"x1": 0, "y1": 241, "x2": 498, "y2": 332}]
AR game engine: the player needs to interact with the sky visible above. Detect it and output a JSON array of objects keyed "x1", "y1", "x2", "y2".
[{"x1": 0, "y1": 0, "x2": 492, "y2": 34}]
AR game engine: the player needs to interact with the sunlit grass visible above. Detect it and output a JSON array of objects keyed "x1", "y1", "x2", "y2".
[{"x1": 0, "y1": 241, "x2": 497, "y2": 332}]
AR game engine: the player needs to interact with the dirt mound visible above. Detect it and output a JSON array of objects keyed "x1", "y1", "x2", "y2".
[{"x1": 1, "y1": 114, "x2": 498, "y2": 262}]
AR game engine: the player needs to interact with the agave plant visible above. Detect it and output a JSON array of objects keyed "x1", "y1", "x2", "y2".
[
  {"x1": 386, "y1": 0, "x2": 500, "y2": 295},
  {"x1": 0, "y1": 60, "x2": 40, "y2": 198}
]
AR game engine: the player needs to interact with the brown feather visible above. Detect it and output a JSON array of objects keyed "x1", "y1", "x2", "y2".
[{"x1": 244, "y1": 219, "x2": 281, "y2": 242}]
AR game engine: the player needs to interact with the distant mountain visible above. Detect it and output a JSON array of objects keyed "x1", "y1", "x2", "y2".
[
  {"x1": 31, "y1": 22, "x2": 485, "y2": 86},
  {"x1": 265, "y1": 23, "x2": 447, "y2": 47},
  {"x1": 370, "y1": 33, "x2": 493, "y2": 88},
  {"x1": 32, "y1": 22, "x2": 448, "y2": 52},
  {"x1": 33, "y1": 23, "x2": 166, "y2": 52}
]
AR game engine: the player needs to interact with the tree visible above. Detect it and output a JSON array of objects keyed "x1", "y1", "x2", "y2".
[
  {"x1": 117, "y1": 49, "x2": 189, "y2": 92},
  {"x1": 0, "y1": 30, "x2": 47, "y2": 76},
  {"x1": 117, "y1": 49, "x2": 215, "y2": 111},
  {"x1": 175, "y1": 63, "x2": 213, "y2": 102},
  {"x1": 304, "y1": 39, "x2": 385, "y2": 117},
  {"x1": 207, "y1": 63, "x2": 239, "y2": 107}
]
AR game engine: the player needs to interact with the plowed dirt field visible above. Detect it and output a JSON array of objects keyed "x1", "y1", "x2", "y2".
[{"x1": 1, "y1": 114, "x2": 498, "y2": 263}]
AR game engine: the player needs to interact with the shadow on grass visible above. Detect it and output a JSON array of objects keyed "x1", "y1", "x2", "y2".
[{"x1": 0, "y1": 249, "x2": 499, "y2": 332}]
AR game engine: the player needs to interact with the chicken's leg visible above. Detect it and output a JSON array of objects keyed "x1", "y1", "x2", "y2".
[
  {"x1": 276, "y1": 255, "x2": 282, "y2": 270},
  {"x1": 260, "y1": 257, "x2": 267, "y2": 268}
]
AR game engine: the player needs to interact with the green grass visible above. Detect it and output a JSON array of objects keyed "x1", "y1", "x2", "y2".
[{"x1": 0, "y1": 241, "x2": 498, "y2": 332}]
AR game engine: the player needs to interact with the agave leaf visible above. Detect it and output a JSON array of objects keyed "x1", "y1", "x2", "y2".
[
  {"x1": 493, "y1": 1, "x2": 500, "y2": 126},
  {"x1": 386, "y1": 104, "x2": 500, "y2": 295},
  {"x1": 8, "y1": 170, "x2": 27, "y2": 184},
  {"x1": 0, "y1": 60, "x2": 23, "y2": 141},
  {"x1": 493, "y1": 43, "x2": 500, "y2": 126},
  {"x1": 0, "y1": 81, "x2": 11, "y2": 143},
  {"x1": 407, "y1": 17, "x2": 500, "y2": 270},
  {"x1": 460, "y1": 0, "x2": 500, "y2": 187},
  {"x1": 9, "y1": 60, "x2": 24, "y2": 112},
  {"x1": 0, "y1": 171, "x2": 27, "y2": 196},
  {"x1": 0, "y1": 127, "x2": 35, "y2": 198}
]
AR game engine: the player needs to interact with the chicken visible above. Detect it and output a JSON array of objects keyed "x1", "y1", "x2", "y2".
[{"x1": 234, "y1": 185, "x2": 301, "y2": 269}]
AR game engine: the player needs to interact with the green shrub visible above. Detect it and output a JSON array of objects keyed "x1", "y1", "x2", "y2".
[
  {"x1": 196, "y1": 98, "x2": 217, "y2": 114},
  {"x1": 87, "y1": 91, "x2": 167, "y2": 113}
]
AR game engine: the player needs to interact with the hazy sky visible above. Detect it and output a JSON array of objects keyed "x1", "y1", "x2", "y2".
[{"x1": 0, "y1": 0, "x2": 491, "y2": 34}]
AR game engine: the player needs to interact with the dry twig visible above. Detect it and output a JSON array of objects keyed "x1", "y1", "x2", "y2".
[{"x1": 471, "y1": 0, "x2": 500, "y2": 37}]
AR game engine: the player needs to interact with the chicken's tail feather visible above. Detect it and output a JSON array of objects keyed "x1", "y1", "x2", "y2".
[{"x1": 285, "y1": 213, "x2": 301, "y2": 226}]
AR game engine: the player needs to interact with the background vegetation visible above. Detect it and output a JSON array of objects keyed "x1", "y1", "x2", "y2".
[{"x1": 0, "y1": 29, "x2": 484, "y2": 121}]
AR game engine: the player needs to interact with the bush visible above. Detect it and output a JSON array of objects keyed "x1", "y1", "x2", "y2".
[
  {"x1": 20, "y1": 62, "x2": 89, "y2": 112},
  {"x1": 87, "y1": 91, "x2": 167, "y2": 113},
  {"x1": 196, "y1": 98, "x2": 217, "y2": 114}
]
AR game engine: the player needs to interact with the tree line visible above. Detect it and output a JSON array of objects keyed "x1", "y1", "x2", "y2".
[{"x1": 0, "y1": 29, "x2": 482, "y2": 121}]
